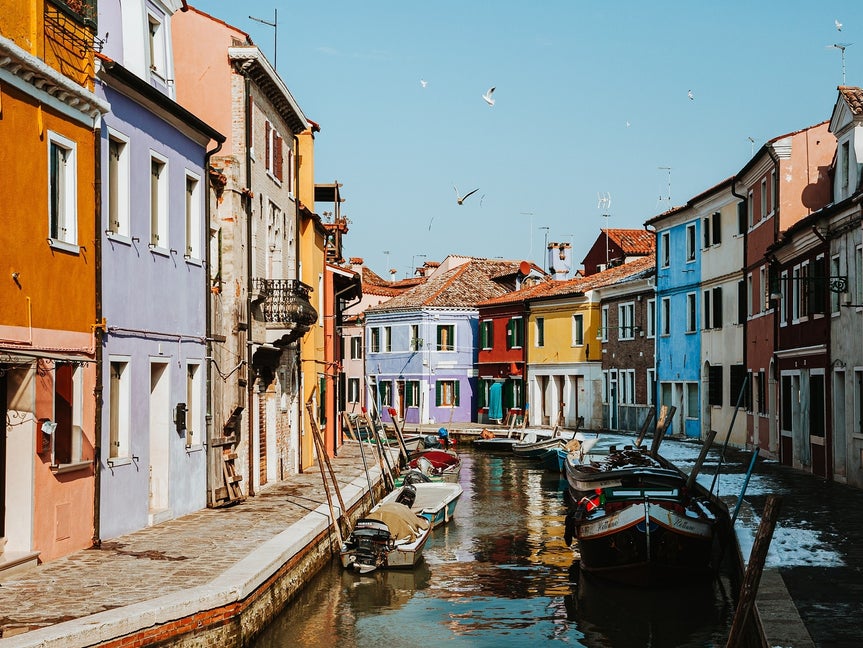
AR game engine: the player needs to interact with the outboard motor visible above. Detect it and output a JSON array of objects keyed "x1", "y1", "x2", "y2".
[
  {"x1": 402, "y1": 470, "x2": 432, "y2": 486},
  {"x1": 395, "y1": 483, "x2": 417, "y2": 508}
]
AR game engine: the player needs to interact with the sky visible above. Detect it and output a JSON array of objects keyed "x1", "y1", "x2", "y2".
[{"x1": 190, "y1": 1, "x2": 863, "y2": 279}]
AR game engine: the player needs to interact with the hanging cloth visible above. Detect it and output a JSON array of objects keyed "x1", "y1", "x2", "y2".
[{"x1": 489, "y1": 382, "x2": 504, "y2": 421}]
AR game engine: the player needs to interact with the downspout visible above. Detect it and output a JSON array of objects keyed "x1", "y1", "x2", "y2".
[
  {"x1": 763, "y1": 147, "x2": 782, "y2": 455},
  {"x1": 92, "y1": 124, "x2": 103, "y2": 547},
  {"x1": 292, "y1": 134, "x2": 302, "y2": 471},
  {"x1": 244, "y1": 73, "x2": 256, "y2": 495},
  {"x1": 731, "y1": 172, "x2": 754, "y2": 448},
  {"x1": 333, "y1": 283, "x2": 362, "y2": 452},
  {"x1": 204, "y1": 137, "x2": 223, "y2": 506},
  {"x1": 643, "y1": 221, "x2": 658, "y2": 428}
]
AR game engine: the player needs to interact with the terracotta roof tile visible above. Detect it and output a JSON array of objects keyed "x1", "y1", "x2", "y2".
[
  {"x1": 604, "y1": 229, "x2": 656, "y2": 255},
  {"x1": 838, "y1": 86, "x2": 863, "y2": 115}
]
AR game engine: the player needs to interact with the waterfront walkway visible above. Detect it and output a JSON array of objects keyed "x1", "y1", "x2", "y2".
[{"x1": 0, "y1": 442, "x2": 387, "y2": 647}]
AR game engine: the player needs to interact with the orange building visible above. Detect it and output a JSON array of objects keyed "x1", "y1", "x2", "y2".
[{"x1": 0, "y1": 0, "x2": 109, "y2": 566}]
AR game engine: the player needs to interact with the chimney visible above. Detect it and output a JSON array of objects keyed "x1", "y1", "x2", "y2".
[{"x1": 547, "y1": 242, "x2": 572, "y2": 280}]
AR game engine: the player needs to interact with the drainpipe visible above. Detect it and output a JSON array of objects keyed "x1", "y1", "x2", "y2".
[
  {"x1": 643, "y1": 221, "x2": 658, "y2": 428},
  {"x1": 292, "y1": 134, "x2": 302, "y2": 472},
  {"x1": 731, "y1": 172, "x2": 755, "y2": 448},
  {"x1": 244, "y1": 73, "x2": 255, "y2": 496},
  {"x1": 93, "y1": 124, "x2": 103, "y2": 547},
  {"x1": 204, "y1": 137, "x2": 223, "y2": 506}
]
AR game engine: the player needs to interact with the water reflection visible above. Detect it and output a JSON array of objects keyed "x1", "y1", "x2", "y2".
[{"x1": 253, "y1": 448, "x2": 734, "y2": 647}]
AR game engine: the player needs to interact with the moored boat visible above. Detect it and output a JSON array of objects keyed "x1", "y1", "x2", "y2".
[
  {"x1": 380, "y1": 481, "x2": 463, "y2": 529},
  {"x1": 340, "y1": 502, "x2": 431, "y2": 574},
  {"x1": 512, "y1": 431, "x2": 567, "y2": 459},
  {"x1": 409, "y1": 448, "x2": 461, "y2": 482}
]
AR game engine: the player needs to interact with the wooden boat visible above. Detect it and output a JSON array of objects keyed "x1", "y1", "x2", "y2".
[
  {"x1": 409, "y1": 449, "x2": 461, "y2": 483},
  {"x1": 340, "y1": 501, "x2": 431, "y2": 574},
  {"x1": 540, "y1": 446, "x2": 568, "y2": 472},
  {"x1": 563, "y1": 444, "x2": 731, "y2": 587},
  {"x1": 512, "y1": 431, "x2": 567, "y2": 459},
  {"x1": 380, "y1": 481, "x2": 463, "y2": 529}
]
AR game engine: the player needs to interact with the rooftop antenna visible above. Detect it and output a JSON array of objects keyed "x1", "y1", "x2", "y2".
[
  {"x1": 657, "y1": 167, "x2": 672, "y2": 208},
  {"x1": 520, "y1": 211, "x2": 535, "y2": 265},
  {"x1": 597, "y1": 192, "x2": 612, "y2": 269},
  {"x1": 827, "y1": 43, "x2": 852, "y2": 83},
  {"x1": 249, "y1": 9, "x2": 278, "y2": 69},
  {"x1": 383, "y1": 250, "x2": 390, "y2": 276},
  {"x1": 747, "y1": 137, "x2": 755, "y2": 156}
]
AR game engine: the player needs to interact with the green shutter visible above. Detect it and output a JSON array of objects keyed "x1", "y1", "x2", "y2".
[
  {"x1": 454, "y1": 380, "x2": 460, "y2": 406},
  {"x1": 435, "y1": 381, "x2": 442, "y2": 406}
]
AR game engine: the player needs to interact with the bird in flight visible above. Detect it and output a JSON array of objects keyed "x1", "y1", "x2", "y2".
[
  {"x1": 836, "y1": 19, "x2": 843, "y2": 31},
  {"x1": 482, "y1": 87, "x2": 495, "y2": 106},
  {"x1": 454, "y1": 186, "x2": 480, "y2": 205},
  {"x1": 420, "y1": 79, "x2": 428, "y2": 88},
  {"x1": 688, "y1": 89, "x2": 694, "y2": 100}
]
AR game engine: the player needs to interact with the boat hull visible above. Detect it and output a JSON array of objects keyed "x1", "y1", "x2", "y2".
[
  {"x1": 512, "y1": 437, "x2": 566, "y2": 459},
  {"x1": 380, "y1": 482, "x2": 463, "y2": 529}
]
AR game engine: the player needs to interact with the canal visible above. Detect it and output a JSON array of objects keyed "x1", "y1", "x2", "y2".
[{"x1": 252, "y1": 443, "x2": 737, "y2": 647}]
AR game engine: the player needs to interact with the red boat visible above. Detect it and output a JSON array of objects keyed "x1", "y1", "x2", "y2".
[{"x1": 409, "y1": 449, "x2": 461, "y2": 483}]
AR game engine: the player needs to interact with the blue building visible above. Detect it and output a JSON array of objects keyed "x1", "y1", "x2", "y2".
[
  {"x1": 646, "y1": 206, "x2": 703, "y2": 437},
  {"x1": 95, "y1": 0, "x2": 223, "y2": 538}
]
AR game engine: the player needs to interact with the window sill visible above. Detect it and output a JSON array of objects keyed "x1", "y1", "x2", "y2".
[
  {"x1": 105, "y1": 231, "x2": 132, "y2": 245},
  {"x1": 149, "y1": 245, "x2": 170, "y2": 257},
  {"x1": 48, "y1": 238, "x2": 80, "y2": 254},
  {"x1": 107, "y1": 456, "x2": 134, "y2": 468},
  {"x1": 51, "y1": 460, "x2": 92, "y2": 475},
  {"x1": 184, "y1": 255, "x2": 203, "y2": 267},
  {"x1": 185, "y1": 444, "x2": 204, "y2": 454}
]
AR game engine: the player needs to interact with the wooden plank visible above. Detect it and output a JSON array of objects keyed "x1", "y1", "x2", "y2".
[{"x1": 634, "y1": 408, "x2": 655, "y2": 448}]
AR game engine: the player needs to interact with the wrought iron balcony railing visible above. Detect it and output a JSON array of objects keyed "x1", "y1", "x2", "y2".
[
  {"x1": 48, "y1": 0, "x2": 97, "y2": 30},
  {"x1": 252, "y1": 278, "x2": 318, "y2": 328}
]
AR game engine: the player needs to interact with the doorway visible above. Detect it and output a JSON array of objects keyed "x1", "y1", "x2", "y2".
[{"x1": 149, "y1": 362, "x2": 170, "y2": 520}]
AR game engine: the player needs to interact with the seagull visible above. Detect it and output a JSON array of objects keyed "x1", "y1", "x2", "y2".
[
  {"x1": 454, "y1": 186, "x2": 480, "y2": 205},
  {"x1": 626, "y1": 120, "x2": 631, "y2": 128},
  {"x1": 836, "y1": 19, "x2": 843, "y2": 31},
  {"x1": 420, "y1": 79, "x2": 428, "y2": 88},
  {"x1": 482, "y1": 87, "x2": 495, "y2": 106},
  {"x1": 688, "y1": 89, "x2": 694, "y2": 100}
]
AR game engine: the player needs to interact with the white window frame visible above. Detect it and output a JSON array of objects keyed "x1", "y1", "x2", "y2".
[
  {"x1": 265, "y1": 119, "x2": 284, "y2": 184},
  {"x1": 855, "y1": 245, "x2": 863, "y2": 308},
  {"x1": 572, "y1": 313, "x2": 584, "y2": 346},
  {"x1": 780, "y1": 270, "x2": 789, "y2": 326},
  {"x1": 685, "y1": 223, "x2": 696, "y2": 262},
  {"x1": 108, "y1": 358, "x2": 131, "y2": 460},
  {"x1": 747, "y1": 190, "x2": 755, "y2": 229},
  {"x1": 660, "y1": 231, "x2": 670, "y2": 268},
  {"x1": 646, "y1": 298, "x2": 656, "y2": 338},
  {"x1": 350, "y1": 336, "x2": 362, "y2": 360},
  {"x1": 47, "y1": 131, "x2": 78, "y2": 250},
  {"x1": 147, "y1": 11, "x2": 168, "y2": 80},
  {"x1": 410, "y1": 324, "x2": 421, "y2": 351},
  {"x1": 186, "y1": 361, "x2": 203, "y2": 448},
  {"x1": 747, "y1": 273, "x2": 754, "y2": 318},
  {"x1": 184, "y1": 171, "x2": 202, "y2": 260},
  {"x1": 600, "y1": 306, "x2": 609, "y2": 342},
  {"x1": 535, "y1": 317, "x2": 544, "y2": 348},
  {"x1": 618, "y1": 302, "x2": 635, "y2": 340},
  {"x1": 703, "y1": 288, "x2": 712, "y2": 330},
  {"x1": 686, "y1": 292, "x2": 697, "y2": 333},
  {"x1": 760, "y1": 178, "x2": 767, "y2": 221},
  {"x1": 831, "y1": 254, "x2": 841, "y2": 314},
  {"x1": 646, "y1": 368, "x2": 656, "y2": 405},
  {"x1": 370, "y1": 327, "x2": 380, "y2": 353},
  {"x1": 149, "y1": 152, "x2": 169, "y2": 250},
  {"x1": 759, "y1": 265, "x2": 768, "y2": 313},
  {"x1": 383, "y1": 326, "x2": 392, "y2": 353},
  {"x1": 347, "y1": 378, "x2": 360, "y2": 403},
  {"x1": 661, "y1": 297, "x2": 671, "y2": 336},
  {"x1": 106, "y1": 129, "x2": 130, "y2": 237}
]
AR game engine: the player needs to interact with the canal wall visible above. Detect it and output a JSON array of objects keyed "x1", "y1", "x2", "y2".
[{"x1": 0, "y1": 452, "x2": 390, "y2": 648}]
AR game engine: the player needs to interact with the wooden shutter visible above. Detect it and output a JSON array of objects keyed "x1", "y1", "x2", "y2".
[
  {"x1": 264, "y1": 121, "x2": 271, "y2": 172},
  {"x1": 273, "y1": 132, "x2": 283, "y2": 181},
  {"x1": 737, "y1": 200, "x2": 747, "y2": 234},
  {"x1": 435, "y1": 381, "x2": 442, "y2": 406},
  {"x1": 713, "y1": 287, "x2": 723, "y2": 328},
  {"x1": 713, "y1": 212, "x2": 722, "y2": 245}
]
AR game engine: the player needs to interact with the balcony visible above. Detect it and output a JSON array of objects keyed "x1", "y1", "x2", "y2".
[
  {"x1": 252, "y1": 278, "x2": 317, "y2": 345},
  {"x1": 48, "y1": 0, "x2": 98, "y2": 30}
]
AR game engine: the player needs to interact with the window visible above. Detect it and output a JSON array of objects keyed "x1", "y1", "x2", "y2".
[
  {"x1": 436, "y1": 380, "x2": 459, "y2": 407},
  {"x1": 383, "y1": 326, "x2": 392, "y2": 353},
  {"x1": 379, "y1": 380, "x2": 392, "y2": 407},
  {"x1": 757, "y1": 369, "x2": 767, "y2": 416},
  {"x1": 738, "y1": 198, "x2": 747, "y2": 234},
  {"x1": 109, "y1": 359, "x2": 131, "y2": 459},
  {"x1": 646, "y1": 369, "x2": 656, "y2": 405},
  {"x1": 686, "y1": 383, "x2": 699, "y2": 419},
  {"x1": 437, "y1": 324, "x2": 455, "y2": 351},
  {"x1": 769, "y1": 170, "x2": 776, "y2": 213},
  {"x1": 410, "y1": 324, "x2": 420, "y2": 351},
  {"x1": 571, "y1": 313, "x2": 584, "y2": 346},
  {"x1": 48, "y1": 132, "x2": 77, "y2": 247},
  {"x1": 811, "y1": 255, "x2": 826, "y2": 316},
  {"x1": 759, "y1": 265, "x2": 768, "y2": 313},
  {"x1": 350, "y1": 336, "x2": 362, "y2": 359},
  {"x1": 184, "y1": 173, "x2": 201, "y2": 258},
  {"x1": 347, "y1": 378, "x2": 360, "y2": 403},
  {"x1": 702, "y1": 212, "x2": 721, "y2": 248},
  {"x1": 730, "y1": 364, "x2": 750, "y2": 410},
  {"x1": 747, "y1": 190, "x2": 754, "y2": 229},
  {"x1": 52, "y1": 363, "x2": 84, "y2": 466},
  {"x1": 147, "y1": 12, "x2": 167, "y2": 78},
  {"x1": 618, "y1": 303, "x2": 634, "y2": 340},
  {"x1": 264, "y1": 120, "x2": 284, "y2": 183},
  {"x1": 621, "y1": 370, "x2": 635, "y2": 404},
  {"x1": 712, "y1": 211, "x2": 721, "y2": 246},
  {"x1": 686, "y1": 293, "x2": 697, "y2": 333},
  {"x1": 840, "y1": 141, "x2": 851, "y2": 191},
  {"x1": 107, "y1": 132, "x2": 129, "y2": 236},
  {"x1": 712, "y1": 287, "x2": 723, "y2": 328},
  {"x1": 661, "y1": 297, "x2": 670, "y2": 336},
  {"x1": 686, "y1": 223, "x2": 696, "y2": 262},
  {"x1": 150, "y1": 154, "x2": 168, "y2": 248},
  {"x1": 702, "y1": 216, "x2": 711, "y2": 249},
  {"x1": 646, "y1": 299, "x2": 656, "y2": 338},
  {"x1": 660, "y1": 231, "x2": 670, "y2": 268},
  {"x1": 406, "y1": 381, "x2": 420, "y2": 407},
  {"x1": 796, "y1": 262, "x2": 810, "y2": 320},
  {"x1": 535, "y1": 318, "x2": 544, "y2": 347},
  {"x1": 760, "y1": 178, "x2": 767, "y2": 220},
  {"x1": 480, "y1": 320, "x2": 494, "y2": 349},
  {"x1": 506, "y1": 318, "x2": 523, "y2": 349},
  {"x1": 370, "y1": 327, "x2": 380, "y2": 353},
  {"x1": 856, "y1": 245, "x2": 863, "y2": 306},
  {"x1": 737, "y1": 279, "x2": 746, "y2": 325},
  {"x1": 708, "y1": 365, "x2": 723, "y2": 406},
  {"x1": 703, "y1": 289, "x2": 712, "y2": 330},
  {"x1": 186, "y1": 362, "x2": 202, "y2": 447},
  {"x1": 600, "y1": 305, "x2": 609, "y2": 342},
  {"x1": 747, "y1": 273, "x2": 754, "y2": 318},
  {"x1": 779, "y1": 270, "x2": 788, "y2": 325}
]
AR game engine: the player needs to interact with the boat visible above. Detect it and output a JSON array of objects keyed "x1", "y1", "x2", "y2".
[
  {"x1": 563, "y1": 443, "x2": 731, "y2": 587},
  {"x1": 472, "y1": 426, "x2": 526, "y2": 452},
  {"x1": 408, "y1": 448, "x2": 461, "y2": 483},
  {"x1": 340, "y1": 501, "x2": 431, "y2": 574},
  {"x1": 512, "y1": 431, "x2": 567, "y2": 459},
  {"x1": 379, "y1": 481, "x2": 463, "y2": 529},
  {"x1": 540, "y1": 446, "x2": 568, "y2": 472}
]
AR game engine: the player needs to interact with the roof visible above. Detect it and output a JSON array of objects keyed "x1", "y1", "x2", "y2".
[
  {"x1": 479, "y1": 255, "x2": 655, "y2": 307},
  {"x1": 367, "y1": 259, "x2": 524, "y2": 312},
  {"x1": 838, "y1": 86, "x2": 863, "y2": 115},
  {"x1": 603, "y1": 229, "x2": 656, "y2": 255}
]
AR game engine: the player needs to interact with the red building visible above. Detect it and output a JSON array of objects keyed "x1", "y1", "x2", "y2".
[{"x1": 581, "y1": 229, "x2": 654, "y2": 276}]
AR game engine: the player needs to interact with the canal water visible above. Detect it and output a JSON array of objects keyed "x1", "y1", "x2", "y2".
[{"x1": 252, "y1": 445, "x2": 737, "y2": 648}]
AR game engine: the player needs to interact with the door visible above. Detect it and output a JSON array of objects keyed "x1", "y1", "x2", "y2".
[
  {"x1": 1, "y1": 373, "x2": 6, "y2": 542},
  {"x1": 833, "y1": 370, "x2": 847, "y2": 480},
  {"x1": 149, "y1": 362, "x2": 170, "y2": 517},
  {"x1": 396, "y1": 380, "x2": 405, "y2": 420}
]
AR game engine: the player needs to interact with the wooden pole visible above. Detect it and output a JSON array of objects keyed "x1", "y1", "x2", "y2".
[
  {"x1": 726, "y1": 494, "x2": 782, "y2": 648},
  {"x1": 342, "y1": 412, "x2": 375, "y2": 507},
  {"x1": 634, "y1": 408, "x2": 656, "y2": 448},
  {"x1": 387, "y1": 408, "x2": 410, "y2": 465},
  {"x1": 364, "y1": 408, "x2": 395, "y2": 490},
  {"x1": 305, "y1": 399, "x2": 347, "y2": 515},
  {"x1": 686, "y1": 429, "x2": 717, "y2": 490},
  {"x1": 302, "y1": 393, "x2": 344, "y2": 548},
  {"x1": 649, "y1": 405, "x2": 675, "y2": 457}
]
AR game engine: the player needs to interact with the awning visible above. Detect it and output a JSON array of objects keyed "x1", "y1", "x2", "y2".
[{"x1": 0, "y1": 349, "x2": 96, "y2": 364}]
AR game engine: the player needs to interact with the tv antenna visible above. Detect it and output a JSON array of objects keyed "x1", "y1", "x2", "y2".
[
  {"x1": 657, "y1": 167, "x2": 672, "y2": 208},
  {"x1": 520, "y1": 211, "x2": 535, "y2": 265},
  {"x1": 597, "y1": 192, "x2": 612, "y2": 269},
  {"x1": 827, "y1": 43, "x2": 852, "y2": 83},
  {"x1": 250, "y1": 9, "x2": 278, "y2": 69}
]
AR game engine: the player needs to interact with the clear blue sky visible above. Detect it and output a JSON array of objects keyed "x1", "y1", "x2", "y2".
[{"x1": 191, "y1": 1, "x2": 861, "y2": 278}]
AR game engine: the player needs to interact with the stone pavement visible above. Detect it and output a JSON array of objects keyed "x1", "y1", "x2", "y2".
[{"x1": 0, "y1": 442, "x2": 388, "y2": 646}]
